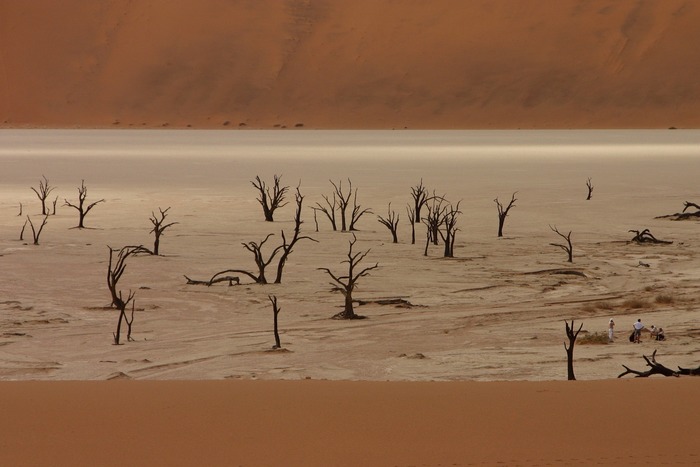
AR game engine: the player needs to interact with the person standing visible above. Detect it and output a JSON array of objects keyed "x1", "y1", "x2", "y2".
[
  {"x1": 608, "y1": 318, "x2": 615, "y2": 342},
  {"x1": 633, "y1": 319, "x2": 645, "y2": 343}
]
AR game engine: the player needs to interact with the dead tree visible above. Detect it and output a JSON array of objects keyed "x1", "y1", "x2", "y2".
[
  {"x1": 406, "y1": 205, "x2": 416, "y2": 244},
  {"x1": 188, "y1": 234, "x2": 282, "y2": 285},
  {"x1": 564, "y1": 320, "x2": 583, "y2": 380},
  {"x1": 617, "y1": 350, "x2": 692, "y2": 378},
  {"x1": 17, "y1": 203, "x2": 22, "y2": 216},
  {"x1": 149, "y1": 207, "x2": 178, "y2": 255},
  {"x1": 349, "y1": 188, "x2": 372, "y2": 231},
  {"x1": 495, "y1": 192, "x2": 517, "y2": 237},
  {"x1": 331, "y1": 179, "x2": 353, "y2": 231},
  {"x1": 586, "y1": 178, "x2": 593, "y2": 200},
  {"x1": 410, "y1": 179, "x2": 429, "y2": 223},
  {"x1": 26, "y1": 215, "x2": 48, "y2": 245},
  {"x1": 252, "y1": 175, "x2": 289, "y2": 222},
  {"x1": 550, "y1": 225, "x2": 573, "y2": 263},
  {"x1": 438, "y1": 202, "x2": 461, "y2": 258},
  {"x1": 377, "y1": 203, "x2": 400, "y2": 243},
  {"x1": 187, "y1": 188, "x2": 313, "y2": 286},
  {"x1": 313, "y1": 191, "x2": 338, "y2": 231},
  {"x1": 51, "y1": 196, "x2": 58, "y2": 215},
  {"x1": 269, "y1": 295, "x2": 282, "y2": 349},
  {"x1": 273, "y1": 186, "x2": 317, "y2": 284},
  {"x1": 107, "y1": 245, "x2": 149, "y2": 344},
  {"x1": 318, "y1": 234, "x2": 379, "y2": 320},
  {"x1": 31, "y1": 175, "x2": 56, "y2": 215},
  {"x1": 64, "y1": 180, "x2": 105, "y2": 228},
  {"x1": 629, "y1": 229, "x2": 672, "y2": 244},
  {"x1": 422, "y1": 194, "x2": 447, "y2": 248},
  {"x1": 655, "y1": 201, "x2": 700, "y2": 220}
]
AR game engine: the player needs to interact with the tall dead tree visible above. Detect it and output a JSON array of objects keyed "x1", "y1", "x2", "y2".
[
  {"x1": 438, "y1": 202, "x2": 461, "y2": 258},
  {"x1": 187, "y1": 188, "x2": 314, "y2": 286},
  {"x1": 586, "y1": 178, "x2": 594, "y2": 200},
  {"x1": 331, "y1": 179, "x2": 353, "y2": 231},
  {"x1": 318, "y1": 234, "x2": 379, "y2": 320},
  {"x1": 149, "y1": 207, "x2": 178, "y2": 255},
  {"x1": 269, "y1": 295, "x2": 282, "y2": 349},
  {"x1": 31, "y1": 175, "x2": 55, "y2": 215},
  {"x1": 377, "y1": 203, "x2": 400, "y2": 243},
  {"x1": 274, "y1": 186, "x2": 317, "y2": 284},
  {"x1": 406, "y1": 205, "x2": 416, "y2": 244},
  {"x1": 313, "y1": 191, "x2": 338, "y2": 231},
  {"x1": 495, "y1": 192, "x2": 517, "y2": 237},
  {"x1": 410, "y1": 179, "x2": 429, "y2": 223},
  {"x1": 550, "y1": 225, "x2": 573, "y2": 263},
  {"x1": 422, "y1": 194, "x2": 447, "y2": 248},
  {"x1": 349, "y1": 188, "x2": 372, "y2": 231},
  {"x1": 252, "y1": 175, "x2": 289, "y2": 222},
  {"x1": 564, "y1": 320, "x2": 583, "y2": 380},
  {"x1": 64, "y1": 180, "x2": 105, "y2": 228},
  {"x1": 26, "y1": 215, "x2": 48, "y2": 245},
  {"x1": 107, "y1": 245, "x2": 148, "y2": 344}
]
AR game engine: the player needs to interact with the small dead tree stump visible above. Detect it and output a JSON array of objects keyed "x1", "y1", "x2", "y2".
[
  {"x1": 586, "y1": 177, "x2": 593, "y2": 200},
  {"x1": 269, "y1": 295, "x2": 282, "y2": 349}
]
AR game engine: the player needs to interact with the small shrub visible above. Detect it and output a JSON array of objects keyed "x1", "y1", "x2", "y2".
[
  {"x1": 578, "y1": 331, "x2": 609, "y2": 345},
  {"x1": 595, "y1": 301, "x2": 613, "y2": 310},
  {"x1": 622, "y1": 298, "x2": 648, "y2": 309},
  {"x1": 655, "y1": 294, "x2": 674, "y2": 304}
]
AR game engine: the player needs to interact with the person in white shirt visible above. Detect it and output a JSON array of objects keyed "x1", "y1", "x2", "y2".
[
  {"x1": 633, "y1": 319, "x2": 645, "y2": 343},
  {"x1": 608, "y1": 318, "x2": 615, "y2": 342}
]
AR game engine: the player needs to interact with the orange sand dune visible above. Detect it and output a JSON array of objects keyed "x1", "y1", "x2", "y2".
[
  {"x1": 1, "y1": 379, "x2": 698, "y2": 466},
  {"x1": 1, "y1": 0, "x2": 699, "y2": 129}
]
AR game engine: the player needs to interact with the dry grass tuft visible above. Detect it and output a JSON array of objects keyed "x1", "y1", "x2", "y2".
[
  {"x1": 655, "y1": 294, "x2": 674, "y2": 304},
  {"x1": 622, "y1": 298, "x2": 648, "y2": 309},
  {"x1": 578, "y1": 331, "x2": 609, "y2": 345}
]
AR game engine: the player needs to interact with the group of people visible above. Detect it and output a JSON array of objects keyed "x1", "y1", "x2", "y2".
[{"x1": 607, "y1": 318, "x2": 665, "y2": 343}]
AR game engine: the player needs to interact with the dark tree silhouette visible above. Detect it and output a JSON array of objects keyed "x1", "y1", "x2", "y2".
[
  {"x1": 331, "y1": 179, "x2": 353, "y2": 232},
  {"x1": 149, "y1": 207, "x2": 178, "y2": 255},
  {"x1": 377, "y1": 203, "x2": 400, "y2": 243},
  {"x1": 564, "y1": 320, "x2": 583, "y2": 380},
  {"x1": 269, "y1": 295, "x2": 282, "y2": 349},
  {"x1": 17, "y1": 203, "x2": 22, "y2": 216},
  {"x1": 31, "y1": 175, "x2": 55, "y2": 215},
  {"x1": 274, "y1": 186, "x2": 317, "y2": 283},
  {"x1": 318, "y1": 234, "x2": 379, "y2": 319},
  {"x1": 349, "y1": 188, "x2": 372, "y2": 231},
  {"x1": 252, "y1": 175, "x2": 289, "y2": 222},
  {"x1": 25, "y1": 215, "x2": 48, "y2": 245},
  {"x1": 618, "y1": 350, "x2": 700, "y2": 378},
  {"x1": 410, "y1": 179, "x2": 429, "y2": 223},
  {"x1": 406, "y1": 205, "x2": 416, "y2": 244},
  {"x1": 64, "y1": 180, "x2": 105, "y2": 228},
  {"x1": 107, "y1": 245, "x2": 149, "y2": 344},
  {"x1": 186, "y1": 189, "x2": 314, "y2": 286},
  {"x1": 586, "y1": 177, "x2": 594, "y2": 200},
  {"x1": 422, "y1": 194, "x2": 447, "y2": 248},
  {"x1": 313, "y1": 191, "x2": 338, "y2": 231},
  {"x1": 550, "y1": 225, "x2": 573, "y2": 262},
  {"x1": 495, "y1": 192, "x2": 517, "y2": 237},
  {"x1": 628, "y1": 229, "x2": 672, "y2": 244},
  {"x1": 438, "y1": 202, "x2": 461, "y2": 258}
]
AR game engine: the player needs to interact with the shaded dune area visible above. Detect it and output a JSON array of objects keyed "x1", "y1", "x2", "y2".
[{"x1": 1, "y1": 0, "x2": 700, "y2": 129}]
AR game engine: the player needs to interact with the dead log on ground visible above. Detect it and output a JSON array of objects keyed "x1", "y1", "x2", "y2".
[
  {"x1": 628, "y1": 229, "x2": 672, "y2": 244},
  {"x1": 617, "y1": 350, "x2": 699, "y2": 378}
]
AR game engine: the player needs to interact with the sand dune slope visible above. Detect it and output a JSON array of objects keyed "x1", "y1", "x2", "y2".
[{"x1": 1, "y1": 0, "x2": 700, "y2": 129}]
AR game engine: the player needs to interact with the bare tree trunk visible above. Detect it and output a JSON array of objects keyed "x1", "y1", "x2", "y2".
[
  {"x1": 495, "y1": 192, "x2": 517, "y2": 237},
  {"x1": 269, "y1": 295, "x2": 282, "y2": 348},
  {"x1": 550, "y1": 225, "x2": 573, "y2": 262},
  {"x1": 586, "y1": 177, "x2": 594, "y2": 200},
  {"x1": 564, "y1": 320, "x2": 583, "y2": 380}
]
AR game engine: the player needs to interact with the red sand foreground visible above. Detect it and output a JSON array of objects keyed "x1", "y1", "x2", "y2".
[{"x1": 0, "y1": 379, "x2": 697, "y2": 466}]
